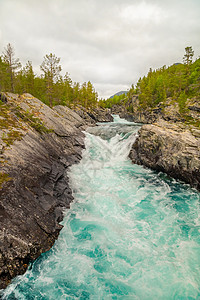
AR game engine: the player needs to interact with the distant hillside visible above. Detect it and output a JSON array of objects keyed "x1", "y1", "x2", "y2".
[
  {"x1": 99, "y1": 90, "x2": 128, "y2": 109},
  {"x1": 109, "y1": 91, "x2": 128, "y2": 99}
]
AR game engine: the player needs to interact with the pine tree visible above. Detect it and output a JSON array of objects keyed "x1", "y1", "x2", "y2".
[
  {"x1": 0, "y1": 57, "x2": 10, "y2": 91},
  {"x1": 80, "y1": 82, "x2": 87, "y2": 107},
  {"x1": 183, "y1": 46, "x2": 194, "y2": 89},
  {"x1": 183, "y1": 46, "x2": 194, "y2": 65},
  {"x1": 86, "y1": 81, "x2": 98, "y2": 107},
  {"x1": 63, "y1": 72, "x2": 73, "y2": 106},
  {"x1": 24, "y1": 61, "x2": 35, "y2": 94},
  {"x1": 2, "y1": 43, "x2": 21, "y2": 92},
  {"x1": 40, "y1": 53, "x2": 62, "y2": 107},
  {"x1": 72, "y1": 82, "x2": 80, "y2": 107}
]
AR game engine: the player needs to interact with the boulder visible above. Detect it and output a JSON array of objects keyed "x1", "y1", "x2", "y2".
[
  {"x1": 74, "y1": 105, "x2": 113, "y2": 123},
  {"x1": 129, "y1": 120, "x2": 200, "y2": 190}
]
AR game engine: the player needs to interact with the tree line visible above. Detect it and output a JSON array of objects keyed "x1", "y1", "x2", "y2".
[
  {"x1": 127, "y1": 46, "x2": 200, "y2": 111},
  {"x1": 99, "y1": 47, "x2": 200, "y2": 113},
  {"x1": 0, "y1": 43, "x2": 98, "y2": 108},
  {"x1": 98, "y1": 93, "x2": 127, "y2": 108}
]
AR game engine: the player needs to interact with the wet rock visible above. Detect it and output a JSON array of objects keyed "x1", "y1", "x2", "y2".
[
  {"x1": 129, "y1": 120, "x2": 200, "y2": 190},
  {"x1": 74, "y1": 105, "x2": 113, "y2": 124},
  {"x1": 0, "y1": 93, "x2": 87, "y2": 289},
  {"x1": 111, "y1": 104, "x2": 134, "y2": 121},
  {"x1": 88, "y1": 107, "x2": 113, "y2": 122},
  {"x1": 87, "y1": 123, "x2": 140, "y2": 140}
]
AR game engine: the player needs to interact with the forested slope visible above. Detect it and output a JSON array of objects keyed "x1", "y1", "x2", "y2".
[
  {"x1": 101, "y1": 47, "x2": 200, "y2": 127},
  {"x1": 0, "y1": 44, "x2": 98, "y2": 108}
]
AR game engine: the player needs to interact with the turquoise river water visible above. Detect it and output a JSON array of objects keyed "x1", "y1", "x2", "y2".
[{"x1": 1, "y1": 116, "x2": 200, "y2": 299}]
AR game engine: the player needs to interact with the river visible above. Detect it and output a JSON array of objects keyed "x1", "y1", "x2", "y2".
[{"x1": 1, "y1": 115, "x2": 200, "y2": 299}]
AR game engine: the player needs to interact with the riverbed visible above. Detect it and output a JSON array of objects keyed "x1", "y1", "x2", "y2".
[{"x1": 1, "y1": 116, "x2": 200, "y2": 299}]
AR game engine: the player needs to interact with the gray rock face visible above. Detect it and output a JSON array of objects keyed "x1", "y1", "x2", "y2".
[
  {"x1": 74, "y1": 105, "x2": 113, "y2": 123},
  {"x1": 0, "y1": 94, "x2": 87, "y2": 289},
  {"x1": 88, "y1": 107, "x2": 113, "y2": 123},
  {"x1": 111, "y1": 104, "x2": 135, "y2": 122},
  {"x1": 112, "y1": 95, "x2": 200, "y2": 125},
  {"x1": 129, "y1": 120, "x2": 200, "y2": 190},
  {"x1": 110, "y1": 96, "x2": 162, "y2": 123}
]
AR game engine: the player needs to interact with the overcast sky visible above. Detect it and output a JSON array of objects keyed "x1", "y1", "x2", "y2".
[{"x1": 0, "y1": 0, "x2": 200, "y2": 99}]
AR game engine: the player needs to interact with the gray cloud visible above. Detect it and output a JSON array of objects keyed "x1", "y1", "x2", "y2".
[{"x1": 0, "y1": 0, "x2": 200, "y2": 98}]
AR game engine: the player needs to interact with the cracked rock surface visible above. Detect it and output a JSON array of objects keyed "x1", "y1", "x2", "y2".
[
  {"x1": 129, "y1": 120, "x2": 200, "y2": 190},
  {"x1": 0, "y1": 93, "x2": 89, "y2": 289}
]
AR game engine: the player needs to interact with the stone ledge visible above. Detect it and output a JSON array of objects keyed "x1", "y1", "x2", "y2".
[{"x1": 129, "y1": 120, "x2": 200, "y2": 191}]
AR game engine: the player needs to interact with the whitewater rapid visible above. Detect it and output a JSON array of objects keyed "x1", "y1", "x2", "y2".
[{"x1": 1, "y1": 116, "x2": 200, "y2": 299}]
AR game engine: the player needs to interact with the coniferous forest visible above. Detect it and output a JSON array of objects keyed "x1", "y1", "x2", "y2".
[
  {"x1": 0, "y1": 44, "x2": 199, "y2": 120},
  {"x1": 99, "y1": 47, "x2": 200, "y2": 120},
  {"x1": 0, "y1": 43, "x2": 98, "y2": 108},
  {"x1": 128, "y1": 47, "x2": 200, "y2": 109}
]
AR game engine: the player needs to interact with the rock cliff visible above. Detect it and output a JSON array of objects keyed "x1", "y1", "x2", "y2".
[
  {"x1": 111, "y1": 95, "x2": 200, "y2": 189},
  {"x1": 111, "y1": 95, "x2": 200, "y2": 125},
  {"x1": 0, "y1": 93, "x2": 91, "y2": 289},
  {"x1": 129, "y1": 120, "x2": 200, "y2": 190},
  {"x1": 74, "y1": 105, "x2": 113, "y2": 123}
]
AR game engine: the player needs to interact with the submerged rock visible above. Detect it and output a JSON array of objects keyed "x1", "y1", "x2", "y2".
[
  {"x1": 129, "y1": 120, "x2": 200, "y2": 190},
  {"x1": 0, "y1": 93, "x2": 87, "y2": 289}
]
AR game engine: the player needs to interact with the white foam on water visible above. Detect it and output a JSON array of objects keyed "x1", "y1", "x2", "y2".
[{"x1": 1, "y1": 116, "x2": 200, "y2": 300}]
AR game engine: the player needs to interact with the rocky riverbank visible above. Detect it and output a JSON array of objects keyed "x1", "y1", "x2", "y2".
[
  {"x1": 0, "y1": 91, "x2": 199, "y2": 288},
  {"x1": 111, "y1": 94, "x2": 200, "y2": 190},
  {"x1": 74, "y1": 104, "x2": 113, "y2": 124},
  {"x1": 129, "y1": 120, "x2": 200, "y2": 191},
  {"x1": 0, "y1": 93, "x2": 112, "y2": 289},
  {"x1": 111, "y1": 95, "x2": 200, "y2": 125}
]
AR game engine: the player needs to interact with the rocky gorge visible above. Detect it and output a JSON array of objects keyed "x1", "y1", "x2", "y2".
[
  {"x1": 111, "y1": 94, "x2": 200, "y2": 191},
  {"x1": 0, "y1": 92, "x2": 113, "y2": 289},
  {"x1": 111, "y1": 94, "x2": 200, "y2": 125},
  {"x1": 129, "y1": 120, "x2": 200, "y2": 191},
  {"x1": 0, "y1": 91, "x2": 200, "y2": 291}
]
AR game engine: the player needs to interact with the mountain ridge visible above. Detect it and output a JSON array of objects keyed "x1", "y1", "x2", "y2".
[{"x1": 109, "y1": 91, "x2": 128, "y2": 99}]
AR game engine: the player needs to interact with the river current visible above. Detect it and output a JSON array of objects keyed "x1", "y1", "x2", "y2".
[{"x1": 1, "y1": 115, "x2": 200, "y2": 299}]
